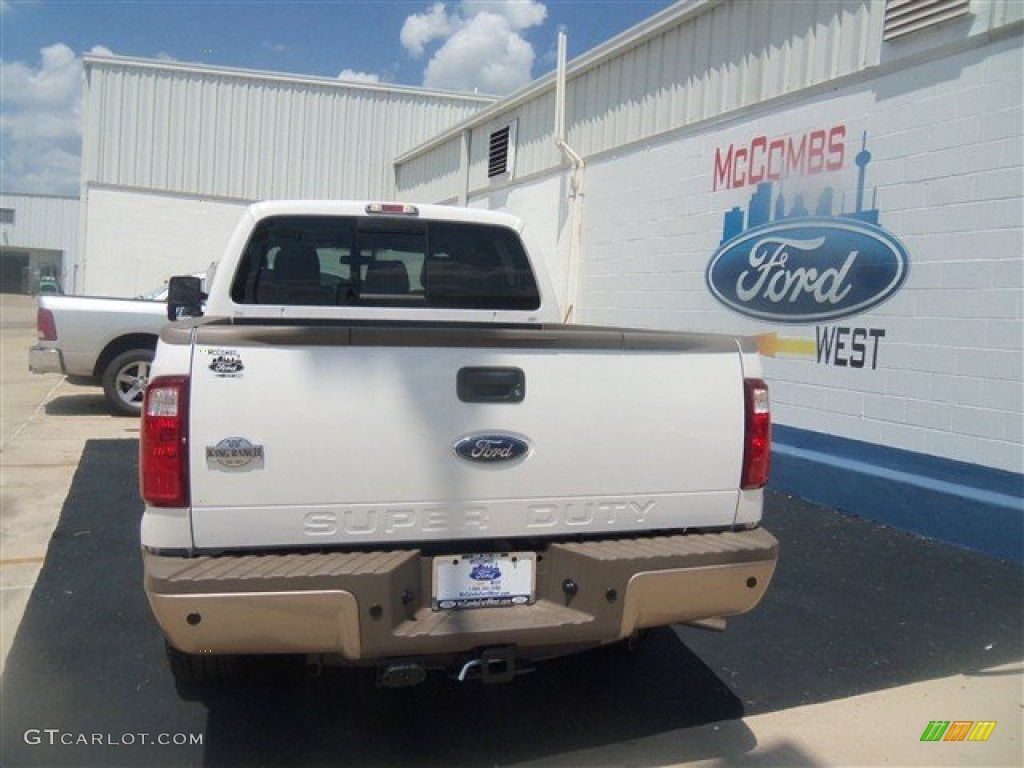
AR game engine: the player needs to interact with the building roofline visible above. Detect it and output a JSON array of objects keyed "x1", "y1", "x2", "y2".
[
  {"x1": 82, "y1": 54, "x2": 500, "y2": 105},
  {"x1": 394, "y1": 0, "x2": 719, "y2": 164},
  {"x1": 0, "y1": 192, "x2": 80, "y2": 202}
]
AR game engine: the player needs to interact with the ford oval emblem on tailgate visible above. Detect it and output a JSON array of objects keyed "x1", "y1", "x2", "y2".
[{"x1": 455, "y1": 434, "x2": 530, "y2": 464}]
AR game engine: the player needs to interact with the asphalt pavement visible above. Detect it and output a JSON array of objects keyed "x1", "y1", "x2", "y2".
[{"x1": 1, "y1": 293, "x2": 1021, "y2": 767}]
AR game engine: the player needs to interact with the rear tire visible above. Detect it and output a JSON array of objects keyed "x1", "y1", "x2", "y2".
[
  {"x1": 101, "y1": 348, "x2": 154, "y2": 416},
  {"x1": 165, "y1": 642, "x2": 248, "y2": 702},
  {"x1": 165, "y1": 641, "x2": 241, "y2": 685}
]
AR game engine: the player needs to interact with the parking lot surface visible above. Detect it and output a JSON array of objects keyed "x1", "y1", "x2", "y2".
[{"x1": 1, "y1": 294, "x2": 1021, "y2": 767}]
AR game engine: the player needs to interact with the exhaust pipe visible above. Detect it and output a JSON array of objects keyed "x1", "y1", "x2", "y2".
[
  {"x1": 686, "y1": 617, "x2": 728, "y2": 633},
  {"x1": 377, "y1": 661, "x2": 427, "y2": 688}
]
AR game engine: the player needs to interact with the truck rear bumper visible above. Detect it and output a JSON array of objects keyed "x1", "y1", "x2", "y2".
[
  {"x1": 145, "y1": 528, "x2": 778, "y2": 661},
  {"x1": 29, "y1": 345, "x2": 65, "y2": 375}
]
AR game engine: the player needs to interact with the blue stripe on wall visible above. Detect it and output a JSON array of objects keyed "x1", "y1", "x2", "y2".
[{"x1": 770, "y1": 425, "x2": 1024, "y2": 562}]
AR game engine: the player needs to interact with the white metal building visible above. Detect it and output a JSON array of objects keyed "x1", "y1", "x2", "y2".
[
  {"x1": 0, "y1": 193, "x2": 79, "y2": 294},
  {"x1": 77, "y1": 55, "x2": 496, "y2": 296},
  {"x1": 393, "y1": 0, "x2": 1023, "y2": 558}
]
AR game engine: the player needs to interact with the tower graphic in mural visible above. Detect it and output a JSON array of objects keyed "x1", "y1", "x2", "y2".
[
  {"x1": 707, "y1": 130, "x2": 910, "y2": 325},
  {"x1": 720, "y1": 132, "x2": 880, "y2": 245}
]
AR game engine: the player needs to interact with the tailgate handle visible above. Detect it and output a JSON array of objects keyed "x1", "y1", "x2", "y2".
[{"x1": 458, "y1": 367, "x2": 525, "y2": 404}]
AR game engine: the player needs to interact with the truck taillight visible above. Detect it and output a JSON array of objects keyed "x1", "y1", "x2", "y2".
[
  {"x1": 741, "y1": 378, "x2": 771, "y2": 490},
  {"x1": 141, "y1": 376, "x2": 190, "y2": 507},
  {"x1": 37, "y1": 308, "x2": 57, "y2": 341}
]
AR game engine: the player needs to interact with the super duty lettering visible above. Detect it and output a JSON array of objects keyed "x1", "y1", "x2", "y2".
[
  {"x1": 303, "y1": 507, "x2": 490, "y2": 537},
  {"x1": 140, "y1": 200, "x2": 778, "y2": 688}
]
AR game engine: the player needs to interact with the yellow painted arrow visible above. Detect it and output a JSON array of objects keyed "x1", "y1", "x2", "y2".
[{"x1": 756, "y1": 333, "x2": 817, "y2": 359}]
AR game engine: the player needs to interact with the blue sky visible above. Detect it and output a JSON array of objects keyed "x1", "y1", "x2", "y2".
[{"x1": 0, "y1": 0, "x2": 673, "y2": 195}]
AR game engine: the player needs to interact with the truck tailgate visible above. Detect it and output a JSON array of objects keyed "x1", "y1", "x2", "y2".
[{"x1": 186, "y1": 324, "x2": 747, "y2": 549}]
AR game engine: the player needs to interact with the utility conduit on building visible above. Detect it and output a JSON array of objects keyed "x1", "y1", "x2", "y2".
[{"x1": 554, "y1": 26, "x2": 585, "y2": 324}]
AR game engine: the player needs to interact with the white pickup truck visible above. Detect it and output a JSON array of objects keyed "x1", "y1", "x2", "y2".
[{"x1": 141, "y1": 201, "x2": 777, "y2": 687}]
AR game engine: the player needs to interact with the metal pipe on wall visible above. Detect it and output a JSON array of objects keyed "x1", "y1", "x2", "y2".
[{"x1": 553, "y1": 26, "x2": 586, "y2": 324}]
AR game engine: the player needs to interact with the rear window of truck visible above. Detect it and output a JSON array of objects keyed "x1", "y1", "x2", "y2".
[{"x1": 230, "y1": 215, "x2": 541, "y2": 311}]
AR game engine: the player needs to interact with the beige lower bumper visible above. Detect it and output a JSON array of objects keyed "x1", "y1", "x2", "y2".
[{"x1": 146, "y1": 528, "x2": 778, "y2": 660}]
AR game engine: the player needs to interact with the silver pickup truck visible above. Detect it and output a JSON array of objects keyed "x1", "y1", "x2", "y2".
[{"x1": 30, "y1": 279, "x2": 203, "y2": 415}]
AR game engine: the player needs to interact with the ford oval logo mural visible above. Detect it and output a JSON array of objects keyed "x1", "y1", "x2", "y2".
[
  {"x1": 454, "y1": 434, "x2": 530, "y2": 464},
  {"x1": 707, "y1": 217, "x2": 909, "y2": 324}
]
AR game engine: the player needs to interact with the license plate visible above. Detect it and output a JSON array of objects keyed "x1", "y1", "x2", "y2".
[{"x1": 432, "y1": 553, "x2": 535, "y2": 610}]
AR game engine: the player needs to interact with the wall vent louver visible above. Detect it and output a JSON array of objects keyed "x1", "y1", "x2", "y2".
[
  {"x1": 884, "y1": 0, "x2": 971, "y2": 40},
  {"x1": 487, "y1": 122, "x2": 517, "y2": 179}
]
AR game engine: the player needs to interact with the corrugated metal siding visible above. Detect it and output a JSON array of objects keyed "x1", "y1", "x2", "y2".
[
  {"x1": 394, "y1": 137, "x2": 464, "y2": 204},
  {"x1": 82, "y1": 58, "x2": 493, "y2": 202},
  {"x1": 991, "y1": 0, "x2": 1024, "y2": 26},
  {"x1": 463, "y1": 92, "x2": 561, "y2": 194},
  {"x1": 964, "y1": 0, "x2": 1024, "y2": 32},
  {"x1": 510, "y1": 91, "x2": 561, "y2": 181},
  {"x1": 397, "y1": 0, "x2": 883, "y2": 201},
  {"x1": 394, "y1": 0, "x2": 1023, "y2": 203},
  {"x1": 546, "y1": 0, "x2": 879, "y2": 172},
  {"x1": 0, "y1": 194, "x2": 79, "y2": 255}
]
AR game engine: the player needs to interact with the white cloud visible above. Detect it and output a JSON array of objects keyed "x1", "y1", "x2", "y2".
[
  {"x1": 261, "y1": 41, "x2": 288, "y2": 53},
  {"x1": 1, "y1": 43, "x2": 79, "y2": 109},
  {"x1": 401, "y1": 1, "x2": 547, "y2": 94},
  {"x1": 1, "y1": 44, "x2": 82, "y2": 195},
  {"x1": 400, "y1": 2, "x2": 452, "y2": 58},
  {"x1": 2, "y1": 145, "x2": 80, "y2": 194},
  {"x1": 337, "y1": 68, "x2": 382, "y2": 84},
  {"x1": 424, "y1": 13, "x2": 533, "y2": 94},
  {"x1": 0, "y1": 43, "x2": 111, "y2": 195},
  {"x1": 462, "y1": 0, "x2": 546, "y2": 29}
]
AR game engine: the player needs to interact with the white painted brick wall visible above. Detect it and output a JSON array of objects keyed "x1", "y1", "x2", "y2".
[
  {"x1": 82, "y1": 188, "x2": 249, "y2": 296},
  {"x1": 906, "y1": 400, "x2": 953, "y2": 431},
  {"x1": 539, "y1": 33, "x2": 1020, "y2": 474},
  {"x1": 864, "y1": 393, "x2": 908, "y2": 424}
]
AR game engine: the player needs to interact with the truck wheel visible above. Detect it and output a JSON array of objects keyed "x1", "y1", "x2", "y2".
[
  {"x1": 165, "y1": 641, "x2": 240, "y2": 685},
  {"x1": 102, "y1": 349, "x2": 154, "y2": 416}
]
